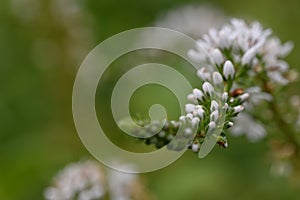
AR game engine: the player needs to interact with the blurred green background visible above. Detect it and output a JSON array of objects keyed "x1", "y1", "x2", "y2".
[{"x1": 1, "y1": 0, "x2": 300, "y2": 199}]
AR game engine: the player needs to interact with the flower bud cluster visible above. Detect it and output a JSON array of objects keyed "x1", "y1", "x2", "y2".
[
  {"x1": 188, "y1": 18, "x2": 293, "y2": 85},
  {"x1": 120, "y1": 18, "x2": 294, "y2": 156},
  {"x1": 183, "y1": 75, "x2": 249, "y2": 152}
]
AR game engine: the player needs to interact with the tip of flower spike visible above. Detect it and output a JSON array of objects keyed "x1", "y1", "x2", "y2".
[{"x1": 192, "y1": 142, "x2": 200, "y2": 152}]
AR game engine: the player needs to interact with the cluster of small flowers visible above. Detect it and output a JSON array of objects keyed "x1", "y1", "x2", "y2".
[
  {"x1": 44, "y1": 160, "x2": 149, "y2": 200},
  {"x1": 133, "y1": 71, "x2": 249, "y2": 152},
  {"x1": 44, "y1": 160, "x2": 105, "y2": 200},
  {"x1": 127, "y1": 18, "x2": 294, "y2": 154},
  {"x1": 154, "y1": 4, "x2": 226, "y2": 38},
  {"x1": 182, "y1": 62, "x2": 249, "y2": 152},
  {"x1": 188, "y1": 18, "x2": 293, "y2": 85},
  {"x1": 186, "y1": 18, "x2": 294, "y2": 143}
]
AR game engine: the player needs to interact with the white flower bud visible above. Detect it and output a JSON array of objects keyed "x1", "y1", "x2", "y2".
[
  {"x1": 238, "y1": 93, "x2": 250, "y2": 102},
  {"x1": 223, "y1": 60, "x2": 235, "y2": 80},
  {"x1": 233, "y1": 105, "x2": 244, "y2": 114},
  {"x1": 210, "y1": 110, "x2": 219, "y2": 122},
  {"x1": 210, "y1": 48, "x2": 224, "y2": 65},
  {"x1": 197, "y1": 68, "x2": 211, "y2": 81},
  {"x1": 185, "y1": 104, "x2": 196, "y2": 113},
  {"x1": 186, "y1": 113, "x2": 194, "y2": 119},
  {"x1": 188, "y1": 49, "x2": 205, "y2": 63},
  {"x1": 158, "y1": 131, "x2": 166, "y2": 137},
  {"x1": 192, "y1": 142, "x2": 200, "y2": 152},
  {"x1": 226, "y1": 121, "x2": 234, "y2": 127},
  {"x1": 208, "y1": 121, "x2": 216, "y2": 132},
  {"x1": 223, "y1": 142, "x2": 228, "y2": 148},
  {"x1": 212, "y1": 71, "x2": 223, "y2": 85},
  {"x1": 195, "y1": 105, "x2": 203, "y2": 109},
  {"x1": 179, "y1": 115, "x2": 186, "y2": 121},
  {"x1": 184, "y1": 128, "x2": 193, "y2": 137},
  {"x1": 222, "y1": 92, "x2": 228, "y2": 101},
  {"x1": 223, "y1": 103, "x2": 229, "y2": 111},
  {"x1": 202, "y1": 82, "x2": 214, "y2": 96},
  {"x1": 194, "y1": 107, "x2": 205, "y2": 119},
  {"x1": 187, "y1": 94, "x2": 197, "y2": 103},
  {"x1": 193, "y1": 88, "x2": 204, "y2": 101},
  {"x1": 242, "y1": 48, "x2": 256, "y2": 66},
  {"x1": 171, "y1": 120, "x2": 179, "y2": 128},
  {"x1": 191, "y1": 117, "x2": 200, "y2": 126},
  {"x1": 210, "y1": 100, "x2": 219, "y2": 111}
]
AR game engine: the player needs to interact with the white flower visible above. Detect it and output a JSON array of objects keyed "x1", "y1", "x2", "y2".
[
  {"x1": 261, "y1": 37, "x2": 294, "y2": 85},
  {"x1": 209, "y1": 48, "x2": 224, "y2": 65},
  {"x1": 233, "y1": 105, "x2": 244, "y2": 114},
  {"x1": 223, "y1": 60, "x2": 235, "y2": 80},
  {"x1": 230, "y1": 112, "x2": 266, "y2": 142},
  {"x1": 106, "y1": 164, "x2": 137, "y2": 200},
  {"x1": 191, "y1": 117, "x2": 200, "y2": 126},
  {"x1": 202, "y1": 82, "x2": 214, "y2": 96},
  {"x1": 197, "y1": 67, "x2": 212, "y2": 81},
  {"x1": 186, "y1": 113, "x2": 194, "y2": 119},
  {"x1": 227, "y1": 121, "x2": 234, "y2": 127},
  {"x1": 192, "y1": 142, "x2": 200, "y2": 152},
  {"x1": 242, "y1": 48, "x2": 257, "y2": 65},
  {"x1": 185, "y1": 104, "x2": 196, "y2": 113},
  {"x1": 193, "y1": 106, "x2": 205, "y2": 119},
  {"x1": 189, "y1": 18, "x2": 293, "y2": 85},
  {"x1": 238, "y1": 93, "x2": 250, "y2": 102},
  {"x1": 212, "y1": 71, "x2": 223, "y2": 85},
  {"x1": 223, "y1": 103, "x2": 229, "y2": 111},
  {"x1": 245, "y1": 86, "x2": 273, "y2": 108},
  {"x1": 222, "y1": 92, "x2": 228, "y2": 101},
  {"x1": 263, "y1": 37, "x2": 293, "y2": 62},
  {"x1": 184, "y1": 128, "x2": 193, "y2": 136},
  {"x1": 179, "y1": 115, "x2": 186, "y2": 121},
  {"x1": 44, "y1": 161, "x2": 105, "y2": 200},
  {"x1": 193, "y1": 88, "x2": 204, "y2": 101},
  {"x1": 210, "y1": 100, "x2": 219, "y2": 111},
  {"x1": 210, "y1": 110, "x2": 219, "y2": 122},
  {"x1": 154, "y1": 4, "x2": 226, "y2": 38},
  {"x1": 187, "y1": 93, "x2": 197, "y2": 103},
  {"x1": 208, "y1": 121, "x2": 216, "y2": 132}
]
